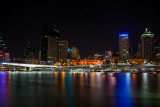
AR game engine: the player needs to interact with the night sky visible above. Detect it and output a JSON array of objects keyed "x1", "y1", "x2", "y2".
[{"x1": 0, "y1": 1, "x2": 160, "y2": 58}]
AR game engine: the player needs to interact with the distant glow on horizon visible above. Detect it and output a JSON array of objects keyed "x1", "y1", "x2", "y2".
[{"x1": 119, "y1": 34, "x2": 128, "y2": 37}]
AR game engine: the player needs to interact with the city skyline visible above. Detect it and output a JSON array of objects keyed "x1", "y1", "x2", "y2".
[
  {"x1": 1, "y1": 26, "x2": 159, "y2": 59},
  {"x1": 1, "y1": 1, "x2": 160, "y2": 58},
  {"x1": 1, "y1": 1, "x2": 160, "y2": 107}
]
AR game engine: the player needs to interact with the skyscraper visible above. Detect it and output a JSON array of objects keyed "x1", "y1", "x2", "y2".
[
  {"x1": 40, "y1": 25, "x2": 61, "y2": 63},
  {"x1": 58, "y1": 40, "x2": 68, "y2": 64},
  {"x1": 24, "y1": 42, "x2": 35, "y2": 59},
  {"x1": 137, "y1": 43, "x2": 142, "y2": 58},
  {"x1": 141, "y1": 28, "x2": 154, "y2": 61},
  {"x1": 72, "y1": 47, "x2": 79, "y2": 59},
  {"x1": 0, "y1": 35, "x2": 9, "y2": 63},
  {"x1": 0, "y1": 36, "x2": 7, "y2": 54},
  {"x1": 68, "y1": 48, "x2": 72, "y2": 59},
  {"x1": 119, "y1": 34, "x2": 129, "y2": 60},
  {"x1": 154, "y1": 40, "x2": 160, "y2": 63}
]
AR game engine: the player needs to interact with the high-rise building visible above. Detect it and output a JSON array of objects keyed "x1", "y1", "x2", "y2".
[
  {"x1": 68, "y1": 48, "x2": 72, "y2": 59},
  {"x1": 0, "y1": 35, "x2": 9, "y2": 63},
  {"x1": 40, "y1": 25, "x2": 61, "y2": 63},
  {"x1": 105, "y1": 51, "x2": 112, "y2": 60},
  {"x1": 0, "y1": 53, "x2": 9, "y2": 63},
  {"x1": 137, "y1": 43, "x2": 142, "y2": 58},
  {"x1": 0, "y1": 36, "x2": 7, "y2": 53},
  {"x1": 141, "y1": 28, "x2": 154, "y2": 61},
  {"x1": 72, "y1": 47, "x2": 79, "y2": 59},
  {"x1": 24, "y1": 42, "x2": 35, "y2": 58},
  {"x1": 58, "y1": 40, "x2": 68, "y2": 63},
  {"x1": 154, "y1": 40, "x2": 160, "y2": 63},
  {"x1": 119, "y1": 34, "x2": 129, "y2": 60}
]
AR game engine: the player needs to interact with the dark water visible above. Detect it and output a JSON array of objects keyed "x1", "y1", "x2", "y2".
[{"x1": 0, "y1": 71, "x2": 160, "y2": 107}]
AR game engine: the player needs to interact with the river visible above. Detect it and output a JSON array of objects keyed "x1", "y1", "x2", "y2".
[{"x1": 0, "y1": 71, "x2": 160, "y2": 107}]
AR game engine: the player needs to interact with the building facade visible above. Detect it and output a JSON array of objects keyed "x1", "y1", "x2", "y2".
[
  {"x1": 137, "y1": 43, "x2": 142, "y2": 58},
  {"x1": 119, "y1": 34, "x2": 129, "y2": 60},
  {"x1": 24, "y1": 42, "x2": 35, "y2": 59},
  {"x1": 68, "y1": 48, "x2": 72, "y2": 59},
  {"x1": 58, "y1": 40, "x2": 68, "y2": 63},
  {"x1": 0, "y1": 35, "x2": 9, "y2": 63},
  {"x1": 105, "y1": 51, "x2": 112, "y2": 61},
  {"x1": 72, "y1": 47, "x2": 79, "y2": 59},
  {"x1": 141, "y1": 28, "x2": 154, "y2": 61},
  {"x1": 94, "y1": 53, "x2": 103, "y2": 60},
  {"x1": 154, "y1": 40, "x2": 160, "y2": 63},
  {"x1": 0, "y1": 36, "x2": 7, "y2": 52},
  {"x1": 40, "y1": 25, "x2": 61, "y2": 63}
]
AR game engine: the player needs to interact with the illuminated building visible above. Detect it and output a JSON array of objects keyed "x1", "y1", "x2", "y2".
[
  {"x1": 24, "y1": 42, "x2": 35, "y2": 59},
  {"x1": 129, "y1": 58, "x2": 146, "y2": 65},
  {"x1": 0, "y1": 53, "x2": 9, "y2": 63},
  {"x1": 58, "y1": 40, "x2": 68, "y2": 64},
  {"x1": 154, "y1": 40, "x2": 160, "y2": 63},
  {"x1": 68, "y1": 48, "x2": 72, "y2": 58},
  {"x1": 110, "y1": 56, "x2": 120, "y2": 64},
  {"x1": 104, "y1": 51, "x2": 112, "y2": 64},
  {"x1": 22, "y1": 42, "x2": 36, "y2": 64},
  {"x1": 105, "y1": 51, "x2": 112, "y2": 60},
  {"x1": 0, "y1": 35, "x2": 9, "y2": 63},
  {"x1": 0, "y1": 36, "x2": 7, "y2": 53},
  {"x1": 71, "y1": 58, "x2": 103, "y2": 66},
  {"x1": 40, "y1": 25, "x2": 61, "y2": 63},
  {"x1": 141, "y1": 28, "x2": 154, "y2": 61},
  {"x1": 72, "y1": 47, "x2": 79, "y2": 59},
  {"x1": 94, "y1": 53, "x2": 103, "y2": 60},
  {"x1": 109, "y1": 52, "x2": 121, "y2": 64},
  {"x1": 136, "y1": 43, "x2": 142, "y2": 58},
  {"x1": 119, "y1": 34, "x2": 129, "y2": 60}
]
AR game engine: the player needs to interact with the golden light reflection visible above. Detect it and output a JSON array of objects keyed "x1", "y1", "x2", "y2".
[
  {"x1": 132, "y1": 74, "x2": 137, "y2": 89},
  {"x1": 92, "y1": 72, "x2": 97, "y2": 87},
  {"x1": 61, "y1": 72, "x2": 66, "y2": 90},
  {"x1": 54, "y1": 72, "x2": 58, "y2": 86},
  {"x1": 132, "y1": 74, "x2": 136, "y2": 81}
]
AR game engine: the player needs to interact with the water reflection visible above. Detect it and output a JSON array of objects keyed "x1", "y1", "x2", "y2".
[
  {"x1": 0, "y1": 72, "x2": 160, "y2": 107},
  {"x1": 0, "y1": 72, "x2": 7, "y2": 107},
  {"x1": 115, "y1": 73, "x2": 133, "y2": 107},
  {"x1": 142, "y1": 73, "x2": 148, "y2": 90}
]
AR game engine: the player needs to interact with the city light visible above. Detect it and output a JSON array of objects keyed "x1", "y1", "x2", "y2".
[
  {"x1": 119, "y1": 34, "x2": 128, "y2": 37},
  {"x1": 2, "y1": 63, "x2": 58, "y2": 68}
]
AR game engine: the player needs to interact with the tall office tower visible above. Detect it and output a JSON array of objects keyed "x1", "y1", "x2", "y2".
[
  {"x1": 0, "y1": 35, "x2": 9, "y2": 63},
  {"x1": 72, "y1": 47, "x2": 79, "y2": 59},
  {"x1": 137, "y1": 43, "x2": 142, "y2": 58},
  {"x1": 24, "y1": 42, "x2": 35, "y2": 59},
  {"x1": 0, "y1": 35, "x2": 7, "y2": 54},
  {"x1": 40, "y1": 25, "x2": 61, "y2": 62},
  {"x1": 58, "y1": 40, "x2": 68, "y2": 63},
  {"x1": 68, "y1": 48, "x2": 72, "y2": 58},
  {"x1": 155, "y1": 40, "x2": 160, "y2": 62},
  {"x1": 119, "y1": 34, "x2": 129, "y2": 60},
  {"x1": 141, "y1": 28, "x2": 154, "y2": 61}
]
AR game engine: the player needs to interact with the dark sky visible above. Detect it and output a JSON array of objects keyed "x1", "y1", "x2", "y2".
[{"x1": 0, "y1": 0, "x2": 160, "y2": 58}]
